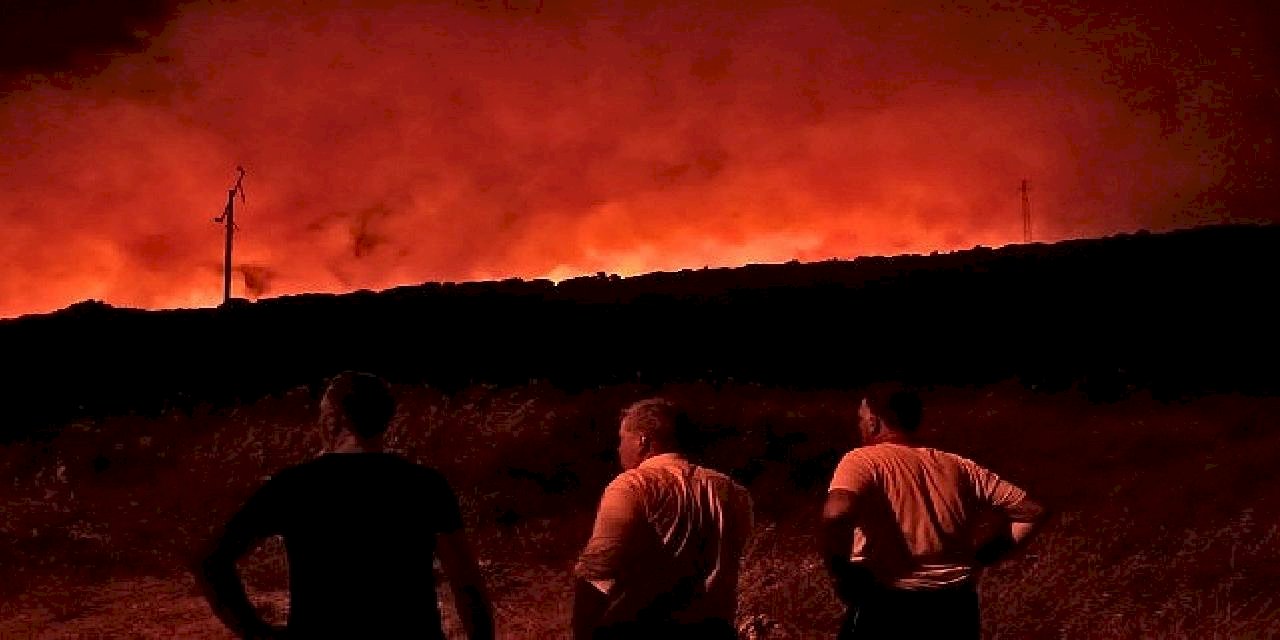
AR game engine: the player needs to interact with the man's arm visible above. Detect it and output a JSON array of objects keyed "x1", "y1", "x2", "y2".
[
  {"x1": 194, "y1": 478, "x2": 287, "y2": 639},
  {"x1": 975, "y1": 497, "x2": 1049, "y2": 567},
  {"x1": 436, "y1": 528, "x2": 496, "y2": 640},
  {"x1": 572, "y1": 477, "x2": 643, "y2": 639},
  {"x1": 963, "y1": 457, "x2": 1050, "y2": 568},
  {"x1": 821, "y1": 489, "x2": 874, "y2": 606},
  {"x1": 572, "y1": 577, "x2": 609, "y2": 640},
  {"x1": 195, "y1": 515, "x2": 282, "y2": 638},
  {"x1": 823, "y1": 450, "x2": 878, "y2": 607}
]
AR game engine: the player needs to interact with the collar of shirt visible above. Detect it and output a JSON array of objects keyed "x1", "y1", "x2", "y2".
[{"x1": 638, "y1": 452, "x2": 688, "y2": 470}]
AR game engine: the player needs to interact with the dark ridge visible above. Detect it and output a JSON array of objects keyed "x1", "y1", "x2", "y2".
[{"x1": 2, "y1": 222, "x2": 1276, "y2": 441}]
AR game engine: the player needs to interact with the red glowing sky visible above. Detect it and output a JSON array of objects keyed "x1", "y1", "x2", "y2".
[{"x1": 1, "y1": 0, "x2": 1276, "y2": 318}]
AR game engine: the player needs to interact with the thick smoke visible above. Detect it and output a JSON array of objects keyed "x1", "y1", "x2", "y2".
[{"x1": 1, "y1": 0, "x2": 1275, "y2": 317}]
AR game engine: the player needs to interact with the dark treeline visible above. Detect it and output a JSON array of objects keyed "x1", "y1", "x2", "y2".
[{"x1": 2, "y1": 223, "x2": 1276, "y2": 441}]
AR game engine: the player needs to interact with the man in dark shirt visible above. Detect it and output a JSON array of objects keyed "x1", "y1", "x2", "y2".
[{"x1": 196, "y1": 371, "x2": 495, "y2": 639}]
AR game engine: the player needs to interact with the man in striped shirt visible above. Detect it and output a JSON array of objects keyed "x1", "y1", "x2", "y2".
[{"x1": 574, "y1": 398, "x2": 755, "y2": 640}]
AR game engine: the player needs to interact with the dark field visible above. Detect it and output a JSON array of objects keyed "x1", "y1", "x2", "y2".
[{"x1": 2, "y1": 378, "x2": 1277, "y2": 638}]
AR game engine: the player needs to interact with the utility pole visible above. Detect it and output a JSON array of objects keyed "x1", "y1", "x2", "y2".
[
  {"x1": 1020, "y1": 178, "x2": 1032, "y2": 243},
  {"x1": 213, "y1": 166, "x2": 247, "y2": 305}
]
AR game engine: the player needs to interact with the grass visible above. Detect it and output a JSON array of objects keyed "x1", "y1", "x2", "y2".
[{"x1": 1, "y1": 379, "x2": 1278, "y2": 638}]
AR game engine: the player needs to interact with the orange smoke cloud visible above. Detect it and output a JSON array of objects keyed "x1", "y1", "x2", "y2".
[{"x1": 1, "y1": 0, "x2": 1275, "y2": 318}]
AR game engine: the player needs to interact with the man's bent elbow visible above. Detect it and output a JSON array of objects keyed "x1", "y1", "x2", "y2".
[{"x1": 1008, "y1": 496, "x2": 1048, "y2": 523}]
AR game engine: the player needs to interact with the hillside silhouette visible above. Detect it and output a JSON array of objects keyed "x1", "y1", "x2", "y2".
[
  {"x1": 2, "y1": 223, "x2": 1279, "y2": 638},
  {"x1": 3, "y1": 222, "x2": 1276, "y2": 441}
]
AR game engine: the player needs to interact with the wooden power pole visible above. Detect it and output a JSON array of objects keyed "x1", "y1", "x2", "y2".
[
  {"x1": 1020, "y1": 178, "x2": 1032, "y2": 243},
  {"x1": 213, "y1": 166, "x2": 247, "y2": 305}
]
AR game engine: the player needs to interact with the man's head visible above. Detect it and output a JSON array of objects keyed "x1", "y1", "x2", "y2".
[
  {"x1": 617, "y1": 397, "x2": 692, "y2": 470},
  {"x1": 320, "y1": 371, "x2": 396, "y2": 441},
  {"x1": 858, "y1": 384, "x2": 923, "y2": 445}
]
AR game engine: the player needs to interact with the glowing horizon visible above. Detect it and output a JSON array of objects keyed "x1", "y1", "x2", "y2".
[{"x1": 2, "y1": 1, "x2": 1275, "y2": 319}]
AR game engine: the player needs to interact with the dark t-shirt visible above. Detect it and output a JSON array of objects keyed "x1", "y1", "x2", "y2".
[{"x1": 223, "y1": 452, "x2": 463, "y2": 638}]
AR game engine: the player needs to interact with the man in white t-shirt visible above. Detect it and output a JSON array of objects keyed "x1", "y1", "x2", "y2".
[
  {"x1": 822, "y1": 385, "x2": 1047, "y2": 639},
  {"x1": 574, "y1": 398, "x2": 754, "y2": 639}
]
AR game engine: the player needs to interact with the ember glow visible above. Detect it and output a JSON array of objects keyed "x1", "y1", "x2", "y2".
[{"x1": 1, "y1": 0, "x2": 1276, "y2": 318}]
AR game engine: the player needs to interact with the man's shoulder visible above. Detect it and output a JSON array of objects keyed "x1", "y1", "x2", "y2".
[
  {"x1": 692, "y1": 461, "x2": 747, "y2": 489},
  {"x1": 377, "y1": 453, "x2": 453, "y2": 488},
  {"x1": 607, "y1": 466, "x2": 652, "y2": 493},
  {"x1": 684, "y1": 461, "x2": 752, "y2": 506},
  {"x1": 252, "y1": 456, "x2": 341, "y2": 493},
  {"x1": 916, "y1": 447, "x2": 983, "y2": 470},
  {"x1": 607, "y1": 456, "x2": 690, "y2": 491},
  {"x1": 716, "y1": 468, "x2": 753, "y2": 505},
  {"x1": 618, "y1": 459, "x2": 751, "y2": 501},
  {"x1": 377, "y1": 451, "x2": 446, "y2": 473},
  {"x1": 259, "y1": 457, "x2": 315, "y2": 485},
  {"x1": 845, "y1": 442, "x2": 958, "y2": 463},
  {"x1": 278, "y1": 453, "x2": 450, "y2": 486},
  {"x1": 836, "y1": 443, "x2": 895, "y2": 466},
  {"x1": 830, "y1": 444, "x2": 918, "y2": 489}
]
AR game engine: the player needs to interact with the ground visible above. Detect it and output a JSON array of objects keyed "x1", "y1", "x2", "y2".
[{"x1": 2, "y1": 379, "x2": 1278, "y2": 638}]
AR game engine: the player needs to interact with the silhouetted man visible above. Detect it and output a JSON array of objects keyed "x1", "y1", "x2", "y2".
[
  {"x1": 573, "y1": 398, "x2": 754, "y2": 640},
  {"x1": 197, "y1": 371, "x2": 495, "y2": 639},
  {"x1": 822, "y1": 385, "x2": 1047, "y2": 639}
]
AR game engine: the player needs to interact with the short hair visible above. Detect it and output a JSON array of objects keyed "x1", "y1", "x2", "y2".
[
  {"x1": 864, "y1": 383, "x2": 923, "y2": 433},
  {"x1": 620, "y1": 397, "x2": 694, "y2": 451},
  {"x1": 325, "y1": 371, "x2": 396, "y2": 439}
]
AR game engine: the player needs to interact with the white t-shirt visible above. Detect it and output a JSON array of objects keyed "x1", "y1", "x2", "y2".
[
  {"x1": 829, "y1": 443, "x2": 1035, "y2": 589},
  {"x1": 575, "y1": 453, "x2": 755, "y2": 623}
]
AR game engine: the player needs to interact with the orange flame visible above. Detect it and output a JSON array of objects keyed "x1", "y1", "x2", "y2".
[{"x1": 1, "y1": 1, "x2": 1274, "y2": 318}]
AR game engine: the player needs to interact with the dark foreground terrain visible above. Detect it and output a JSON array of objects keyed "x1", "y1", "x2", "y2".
[
  {"x1": 3, "y1": 224, "x2": 1277, "y2": 637},
  {"x1": 2, "y1": 378, "x2": 1277, "y2": 638}
]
